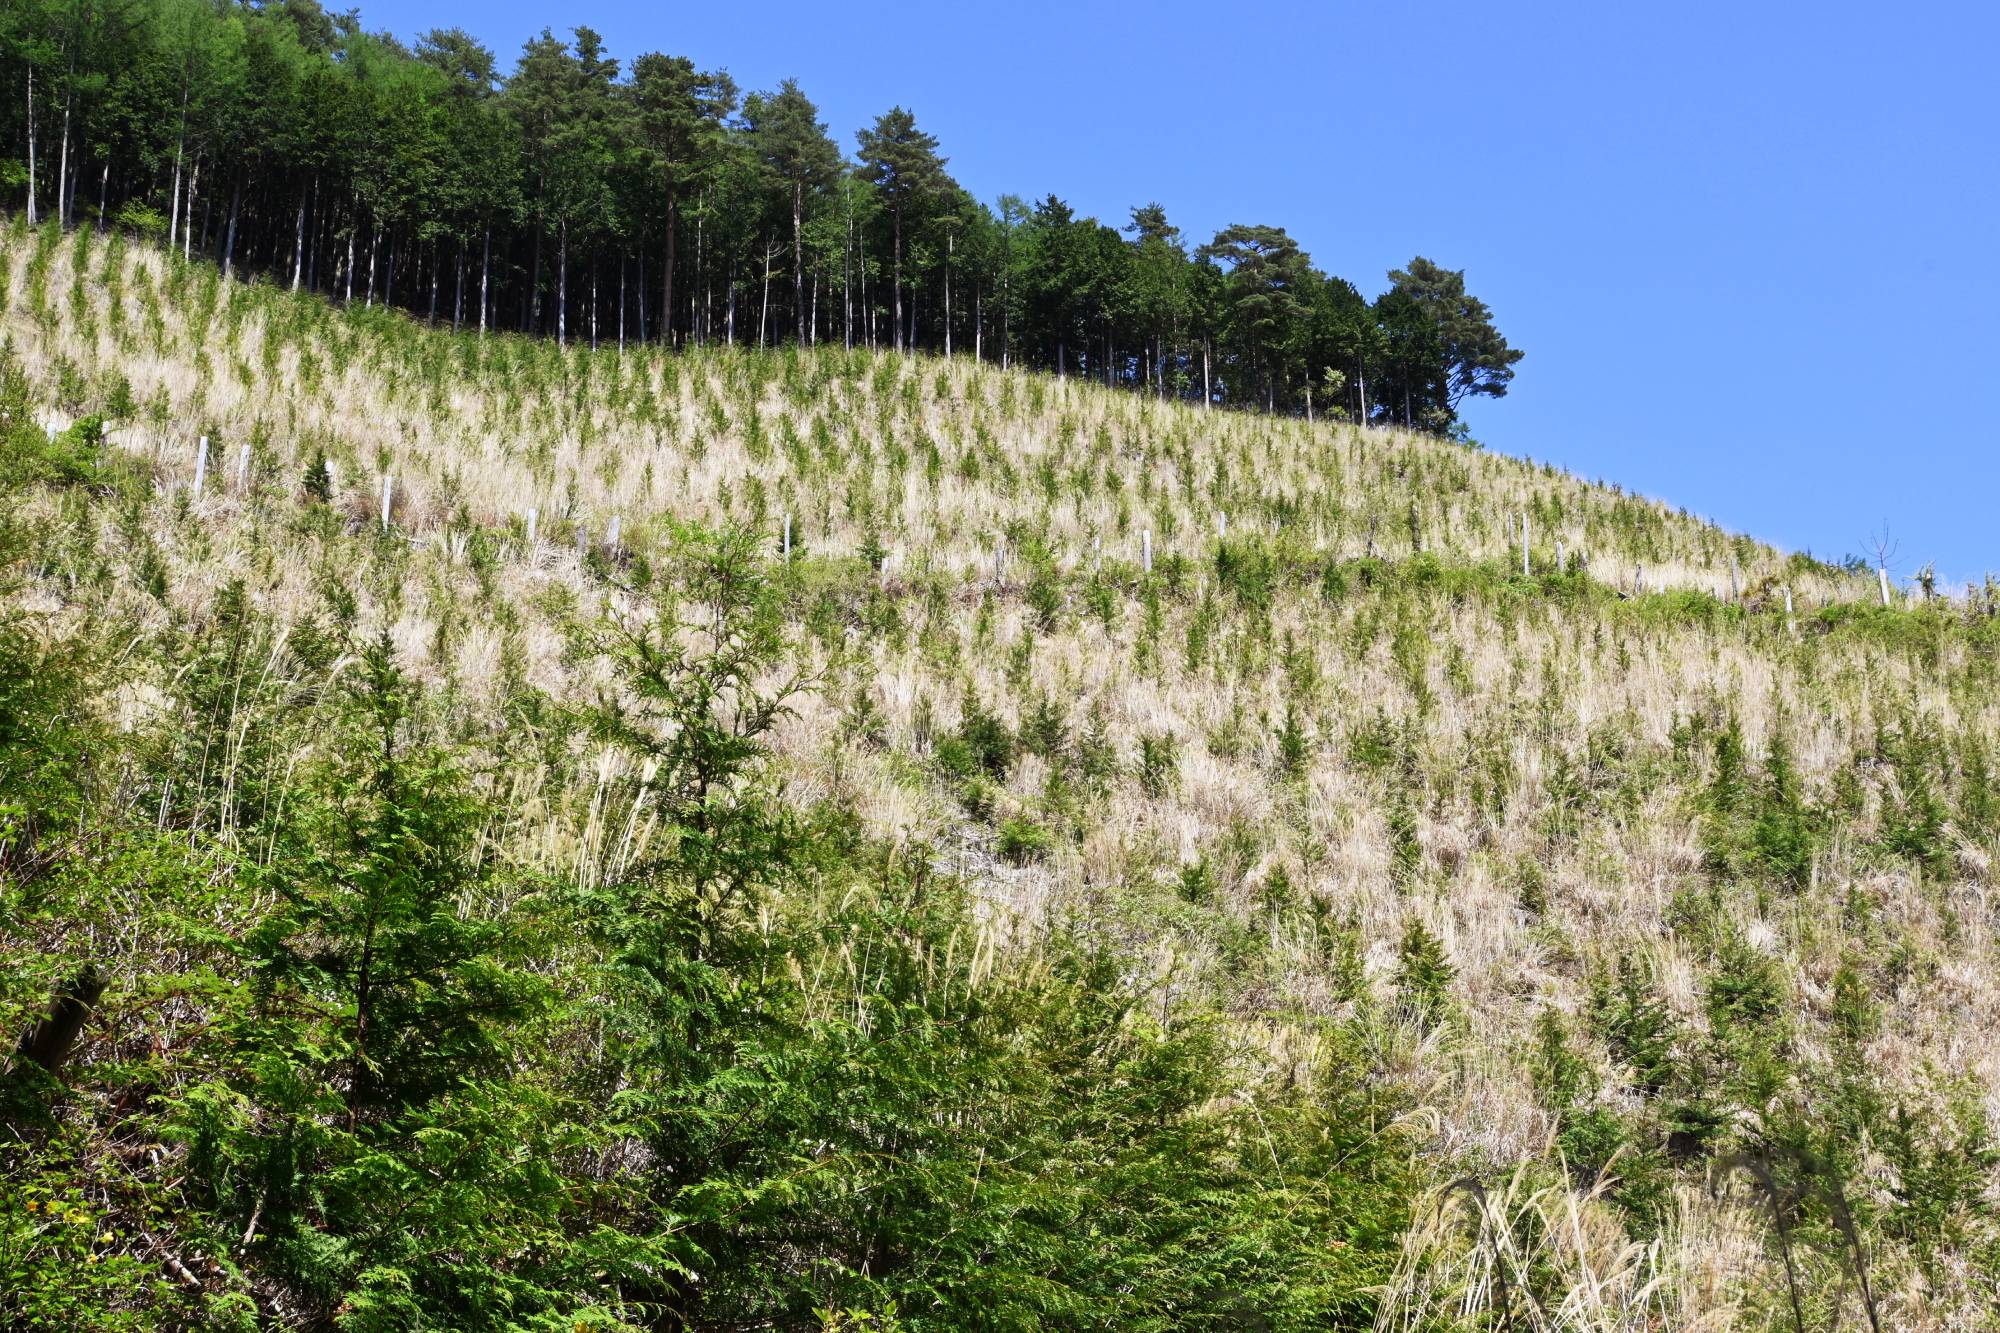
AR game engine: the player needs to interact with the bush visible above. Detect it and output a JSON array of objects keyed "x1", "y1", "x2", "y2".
[{"x1": 997, "y1": 815, "x2": 1053, "y2": 864}]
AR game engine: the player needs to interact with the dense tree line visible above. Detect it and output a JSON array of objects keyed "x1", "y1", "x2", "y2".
[{"x1": 0, "y1": 0, "x2": 1522, "y2": 428}]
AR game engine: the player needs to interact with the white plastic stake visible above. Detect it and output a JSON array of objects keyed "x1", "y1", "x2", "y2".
[
  {"x1": 1878, "y1": 566, "x2": 1890, "y2": 607},
  {"x1": 783, "y1": 513, "x2": 792, "y2": 561},
  {"x1": 192, "y1": 437, "x2": 208, "y2": 500},
  {"x1": 1093, "y1": 535, "x2": 1102, "y2": 571},
  {"x1": 1218, "y1": 510, "x2": 1227, "y2": 539},
  {"x1": 380, "y1": 474, "x2": 394, "y2": 530},
  {"x1": 606, "y1": 514, "x2": 621, "y2": 551},
  {"x1": 237, "y1": 443, "x2": 251, "y2": 490},
  {"x1": 1142, "y1": 529, "x2": 1153, "y2": 573},
  {"x1": 526, "y1": 506, "x2": 538, "y2": 547},
  {"x1": 324, "y1": 458, "x2": 337, "y2": 498},
  {"x1": 1784, "y1": 585, "x2": 1795, "y2": 629}
]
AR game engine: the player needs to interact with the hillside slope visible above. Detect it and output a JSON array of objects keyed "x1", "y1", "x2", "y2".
[{"x1": 6, "y1": 220, "x2": 2000, "y2": 1330}]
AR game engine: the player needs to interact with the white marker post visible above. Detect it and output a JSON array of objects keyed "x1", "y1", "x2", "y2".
[
  {"x1": 606, "y1": 514, "x2": 621, "y2": 552},
  {"x1": 380, "y1": 474, "x2": 394, "y2": 531},
  {"x1": 1878, "y1": 566, "x2": 1891, "y2": 607},
  {"x1": 525, "y1": 506, "x2": 538, "y2": 547},
  {"x1": 1218, "y1": 510, "x2": 1227, "y2": 540},
  {"x1": 1142, "y1": 529, "x2": 1153, "y2": 574},
  {"x1": 192, "y1": 437, "x2": 209, "y2": 501},
  {"x1": 324, "y1": 458, "x2": 337, "y2": 499},
  {"x1": 237, "y1": 444, "x2": 252, "y2": 491},
  {"x1": 1093, "y1": 535, "x2": 1102, "y2": 572},
  {"x1": 1556, "y1": 538, "x2": 1565, "y2": 572},
  {"x1": 1784, "y1": 585, "x2": 1796, "y2": 632},
  {"x1": 783, "y1": 513, "x2": 792, "y2": 561}
]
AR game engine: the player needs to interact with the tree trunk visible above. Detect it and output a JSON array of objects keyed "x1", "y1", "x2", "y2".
[
  {"x1": 291, "y1": 182, "x2": 308, "y2": 289},
  {"x1": 843, "y1": 180, "x2": 853, "y2": 350},
  {"x1": 13, "y1": 965, "x2": 104, "y2": 1081},
  {"x1": 617, "y1": 255, "x2": 625, "y2": 349},
  {"x1": 891, "y1": 203, "x2": 904, "y2": 353},
  {"x1": 479, "y1": 226, "x2": 491, "y2": 335},
  {"x1": 23, "y1": 65, "x2": 36, "y2": 226},
  {"x1": 1202, "y1": 340, "x2": 1211, "y2": 410},
  {"x1": 453, "y1": 241, "x2": 464, "y2": 331},
  {"x1": 221, "y1": 178, "x2": 241, "y2": 278},
  {"x1": 792, "y1": 183, "x2": 807, "y2": 345},
  {"x1": 662, "y1": 191, "x2": 677, "y2": 347},
  {"x1": 55, "y1": 88, "x2": 71, "y2": 229},
  {"x1": 944, "y1": 228, "x2": 953, "y2": 358},
  {"x1": 759, "y1": 235, "x2": 774, "y2": 349},
  {"x1": 557, "y1": 221, "x2": 568, "y2": 346},
  {"x1": 185, "y1": 156, "x2": 201, "y2": 260}
]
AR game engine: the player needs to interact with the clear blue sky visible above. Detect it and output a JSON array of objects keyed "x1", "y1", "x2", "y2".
[{"x1": 368, "y1": 0, "x2": 2000, "y2": 582}]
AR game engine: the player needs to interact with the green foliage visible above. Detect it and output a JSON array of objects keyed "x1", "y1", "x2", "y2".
[{"x1": 1393, "y1": 919, "x2": 1454, "y2": 1023}]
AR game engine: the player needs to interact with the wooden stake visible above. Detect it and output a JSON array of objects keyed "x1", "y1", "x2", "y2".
[{"x1": 379, "y1": 474, "x2": 393, "y2": 531}]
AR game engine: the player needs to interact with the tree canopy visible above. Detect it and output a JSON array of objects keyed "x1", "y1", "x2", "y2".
[{"x1": 0, "y1": 0, "x2": 1520, "y2": 428}]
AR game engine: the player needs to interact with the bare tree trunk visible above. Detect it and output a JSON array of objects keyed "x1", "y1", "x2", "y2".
[
  {"x1": 944, "y1": 228, "x2": 953, "y2": 357},
  {"x1": 791, "y1": 184, "x2": 807, "y2": 345},
  {"x1": 891, "y1": 205, "x2": 904, "y2": 353},
  {"x1": 291, "y1": 182, "x2": 308, "y2": 289},
  {"x1": 637, "y1": 245, "x2": 647, "y2": 342},
  {"x1": 479, "y1": 226, "x2": 490, "y2": 335},
  {"x1": 96, "y1": 160, "x2": 108, "y2": 230},
  {"x1": 221, "y1": 178, "x2": 241, "y2": 278},
  {"x1": 24, "y1": 65, "x2": 36, "y2": 226},
  {"x1": 55, "y1": 89, "x2": 71, "y2": 228},
  {"x1": 662, "y1": 192, "x2": 677, "y2": 347},
  {"x1": 453, "y1": 241, "x2": 464, "y2": 331},
  {"x1": 843, "y1": 179, "x2": 853, "y2": 350},
  {"x1": 184, "y1": 156, "x2": 200, "y2": 260},
  {"x1": 365, "y1": 224, "x2": 378, "y2": 306},
  {"x1": 557, "y1": 221, "x2": 568, "y2": 346},
  {"x1": 617, "y1": 255, "x2": 625, "y2": 349},
  {"x1": 428, "y1": 242, "x2": 440, "y2": 322},
  {"x1": 758, "y1": 235, "x2": 774, "y2": 349},
  {"x1": 1202, "y1": 340, "x2": 1211, "y2": 410}
]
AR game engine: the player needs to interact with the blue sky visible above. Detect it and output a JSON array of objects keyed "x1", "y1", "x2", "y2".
[{"x1": 367, "y1": 0, "x2": 2000, "y2": 582}]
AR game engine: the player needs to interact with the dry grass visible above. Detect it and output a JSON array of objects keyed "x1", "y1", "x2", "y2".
[{"x1": 9, "y1": 219, "x2": 2000, "y2": 1328}]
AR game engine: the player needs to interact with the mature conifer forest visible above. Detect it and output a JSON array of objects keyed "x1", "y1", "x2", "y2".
[{"x1": 0, "y1": 0, "x2": 1520, "y2": 428}]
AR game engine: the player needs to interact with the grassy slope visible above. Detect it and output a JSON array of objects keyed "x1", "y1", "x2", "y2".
[{"x1": 7, "y1": 217, "x2": 2000, "y2": 1327}]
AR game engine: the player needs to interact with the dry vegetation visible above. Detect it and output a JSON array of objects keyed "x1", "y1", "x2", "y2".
[{"x1": 7, "y1": 216, "x2": 2000, "y2": 1329}]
